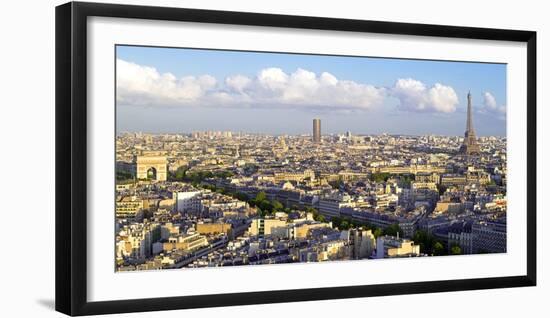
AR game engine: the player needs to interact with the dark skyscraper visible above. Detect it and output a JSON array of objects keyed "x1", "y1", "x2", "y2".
[
  {"x1": 459, "y1": 91, "x2": 480, "y2": 156},
  {"x1": 313, "y1": 118, "x2": 321, "y2": 143}
]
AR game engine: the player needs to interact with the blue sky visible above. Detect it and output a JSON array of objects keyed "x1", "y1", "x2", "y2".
[{"x1": 116, "y1": 45, "x2": 507, "y2": 136}]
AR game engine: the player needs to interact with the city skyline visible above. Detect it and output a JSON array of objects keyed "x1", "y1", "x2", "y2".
[
  {"x1": 115, "y1": 46, "x2": 507, "y2": 272},
  {"x1": 116, "y1": 104, "x2": 503, "y2": 138},
  {"x1": 116, "y1": 46, "x2": 507, "y2": 136}
]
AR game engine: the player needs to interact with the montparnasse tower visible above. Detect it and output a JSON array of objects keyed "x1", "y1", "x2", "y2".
[{"x1": 459, "y1": 91, "x2": 480, "y2": 156}]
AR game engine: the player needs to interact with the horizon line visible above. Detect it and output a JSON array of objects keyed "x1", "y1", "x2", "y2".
[{"x1": 116, "y1": 130, "x2": 507, "y2": 138}]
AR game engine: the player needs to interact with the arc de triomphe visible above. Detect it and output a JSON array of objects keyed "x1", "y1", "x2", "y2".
[{"x1": 136, "y1": 155, "x2": 167, "y2": 181}]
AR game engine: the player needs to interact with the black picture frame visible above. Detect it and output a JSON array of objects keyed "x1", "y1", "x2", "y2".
[{"x1": 55, "y1": 1, "x2": 537, "y2": 316}]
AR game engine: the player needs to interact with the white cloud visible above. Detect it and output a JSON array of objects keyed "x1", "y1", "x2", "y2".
[
  {"x1": 117, "y1": 59, "x2": 466, "y2": 115},
  {"x1": 257, "y1": 67, "x2": 289, "y2": 91},
  {"x1": 320, "y1": 72, "x2": 338, "y2": 85},
  {"x1": 481, "y1": 91, "x2": 506, "y2": 119},
  {"x1": 117, "y1": 59, "x2": 386, "y2": 111},
  {"x1": 225, "y1": 75, "x2": 251, "y2": 93},
  {"x1": 483, "y1": 91, "x2": 497, "y2": 110},
  {"x1": 116, "y1": 59, "x2": 217, "y2": 106},
  {"x1": 391, "y1": 78, "x2": 459, "y2": 113}
]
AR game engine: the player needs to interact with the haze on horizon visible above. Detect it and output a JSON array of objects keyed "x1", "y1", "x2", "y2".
[{"x1": 116, "y1": 45, "x2": 507, "y2": 137}]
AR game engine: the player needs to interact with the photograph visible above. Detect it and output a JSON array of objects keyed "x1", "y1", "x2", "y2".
[
  {"x1": 1, "y1": 0, "x2": 543, "y2": 317},
  {"x1": 114, "y1": 45, "x2": 507, "y2": 271}
]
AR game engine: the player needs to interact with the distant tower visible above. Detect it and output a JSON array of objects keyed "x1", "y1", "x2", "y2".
[
  {"x1": 313, "y1": 118, "x2": 321, "y2": 143},
  {"x1": 459, "y1": 91, "x2": 481, "y2": 156}
]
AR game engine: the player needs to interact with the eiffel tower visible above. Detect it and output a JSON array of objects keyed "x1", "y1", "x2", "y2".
[{"x1": 459, "y1": 91, "x2": 480, "y2": 156}]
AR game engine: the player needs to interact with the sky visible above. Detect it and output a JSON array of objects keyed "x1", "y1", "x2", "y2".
[{"x1": 116, "y1": 45, "x2": 507, "y2": 136}]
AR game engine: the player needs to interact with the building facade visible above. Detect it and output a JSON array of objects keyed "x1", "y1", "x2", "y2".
[{"x1": 472, "y1": 221, "x2": 506, "y2": 253}]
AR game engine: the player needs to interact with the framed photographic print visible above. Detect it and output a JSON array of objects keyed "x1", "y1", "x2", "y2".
[{"x1": 55, "y1": 1, "x2": 537, "y2": 316}]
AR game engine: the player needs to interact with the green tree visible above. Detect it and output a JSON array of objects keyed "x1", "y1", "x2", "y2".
[
  {"x1": 413, "y1": 230, "x2": 434, "y2": 254},
  {"x1": 383, "y1": 223, "x2": 403, "y2": 237},
  {"x1": 370, "y1": 172, "x2": 391, "y2": 183},
  {"x1": 214, "y1": 170, "x2": 234, "y2": 179},
  {"x1": 433, "y1": 241, "x2": 446, "y2": 256},
  {"x1": 258, "y1": 200, "x2": 273, "y2": 214},
  {"x1": 272, "y1": 200, "x2": 284, "y2": 212},
  {"x1": 372, "y1": 227, "x2": 383, "y2": 238},
  {"x1": 255, "y1": 191, "x2": 267, "y2": 203},
  {"x1": 340, "y1": 220, "x2": 350, "y2": 230},
  {"x1": 183, "y1": 170, "x2": 215, "y2": 184},
  {"x1": 316, "y1": 214, "x2": 327, "y2": 223},
  {"x1": 450, "y1": 244, "x2": 462, "y2": 255},
  {"x1": 331, "y1": 216, "x2": 343, "y2": 229},
  {"x1": 174, "y1": 166, "x2": 188, "y2": 180},
  {"x1": 116, "y1": 170, "x2": 133, "y2": 181},
  {"x1": 233, "y1": 192, "x2": 249, "y2": 202},
  {"x1": 305, "y1": 207, "x2": 318, "y2": 214}
]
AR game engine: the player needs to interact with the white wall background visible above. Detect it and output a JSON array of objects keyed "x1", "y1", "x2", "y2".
[{"x1": 0, "y1": 0, "x2": 546, "y2": 317}]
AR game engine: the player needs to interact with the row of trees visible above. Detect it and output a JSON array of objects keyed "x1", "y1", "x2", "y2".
[
  {"x1": 412, "y1": 230, "x2": 462, "y2": 256},
  {"x1": 369, "y1": 172, "x2": 415, "y2": 187},
  {"x1": 172, "y1": 167, "x2": 234, "y2": 185},
  {"x1": 248, "y1": 191, "x2": 286, "y2": 216},
  {"x1": 198, "y1": 184, "x2": 289, "y2": 217},
  {"x1": 116, "y1": 170, "x2": 133, "y2": 182},
  {"x1": 329, "y1": 216, "x2": 403, "y2": 238},
  {"x1": 369, "y1": 172, "x2": 392, "y2": 183}
]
